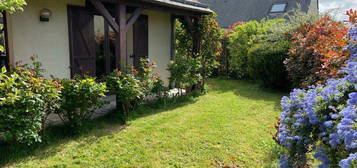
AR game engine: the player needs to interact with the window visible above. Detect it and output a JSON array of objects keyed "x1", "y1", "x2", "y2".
[
  {"x1": 270, "y1": 3, "x2": 287, "y2": 13},
  {"x1": 94, "y1": 15, "x2": 116, "y2": 78}
]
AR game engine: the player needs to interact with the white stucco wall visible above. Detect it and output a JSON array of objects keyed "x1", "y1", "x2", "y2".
[
  {"x1": 126, "y1": 10, "x2": 172, "y2": 85},
  {"x1": 145, "y1": 10, "x2": 172, "y2": 86},
  {"x1": 7, "y1": 1, "x2": 172, "y2": 84},
  {"x1": 7, "y1": 0, "x2": 86, "y2": 78}
]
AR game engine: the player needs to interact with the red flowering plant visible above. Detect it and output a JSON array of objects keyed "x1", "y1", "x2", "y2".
[
  {"x1": 225, "y1": 21, "x2": 245, "y2": 35},
  {"x1": 285, "y1": 15, "x2": 350, "y2": 88}
]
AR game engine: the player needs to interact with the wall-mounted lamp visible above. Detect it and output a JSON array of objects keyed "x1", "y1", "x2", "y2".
[{"x1": 40, "y1": 8, "x2": 52, "y2": 22}]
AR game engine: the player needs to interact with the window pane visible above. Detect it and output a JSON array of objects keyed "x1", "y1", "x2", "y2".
[
  {"x1": 271, "y1": 3, "x2": 287, "y2": 13},
  {"x1": 94, "y1": 15, "x2": 106, "y2": 77},
  {"x1": 94, "y1": 15, "x2": 116, "y2": 78}
]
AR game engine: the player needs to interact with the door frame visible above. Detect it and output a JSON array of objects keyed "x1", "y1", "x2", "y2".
[{"x1": 67, "y1": 5, "x2": 76, "y2": 78}]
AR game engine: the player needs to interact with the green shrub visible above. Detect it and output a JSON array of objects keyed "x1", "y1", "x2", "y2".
[
  {"x1": 168, "y1": 57, "x2": 202, "y2": 90},
  {"x1": 227, "y1": 19, "x2": 284, "y2": 79},
  {"x1": 247, "y1": 41, "x2": 292, "y2": 90},
  {"x1": 227, "y1": 21, "x2": 260, "y2": 78},
  {"x1": 135, "y1": 59, "x2": 162, "y2": 97},
  {"x1": 56, "y1": 77, "x2": 107, "y2": 131},
  {"x1": 175, "y1": 14, "x2": 223, "y2": 87},
  {"x1": 0, "y1": 61, "x2": 60, "y2": 145},
  {"x1": 151, "y1": 78, "x2": 169, "y2": 99},
  {"x1": 106, "y1": 70, "x2": 144, "y2": 119}
]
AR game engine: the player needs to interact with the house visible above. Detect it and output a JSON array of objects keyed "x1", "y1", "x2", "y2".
[
  {"x1": 0, "y1": 0, "x2": 212, "y2": 85},
  {"x1": 199, "y1": 0, "x2": 319, "y2": 28}
]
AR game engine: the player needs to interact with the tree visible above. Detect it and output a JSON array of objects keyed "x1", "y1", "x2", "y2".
[
  {"x1": 0, "y1": 0, "x2": 26, "y2": 52},
  {"x1": 174, "y1": 14, "x2": 223, "y2": 90},
  {"x1": 0, "y1": 0, "x2": 26, "y2": 13}
]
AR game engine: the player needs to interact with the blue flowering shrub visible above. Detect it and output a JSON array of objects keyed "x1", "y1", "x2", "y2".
[{"x1": 277, "y1": 23, "x2": 357, "y2": 167}]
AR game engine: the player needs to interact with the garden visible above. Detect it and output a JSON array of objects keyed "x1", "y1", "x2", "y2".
[{"x1": 1, "y1": 0, "x2": 357, "y2": 168}]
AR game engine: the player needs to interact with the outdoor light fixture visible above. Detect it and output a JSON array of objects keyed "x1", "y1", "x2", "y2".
[{"x1": 40, "y1": 8, "x2": 52, "y2": 22}]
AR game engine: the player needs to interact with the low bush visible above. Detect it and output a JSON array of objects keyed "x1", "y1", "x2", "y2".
[
  {"x1": 56, "y1": 77, "x2": 107, "y2": 131},
  {"x1": 276, "y1": 15, "x2": 357, "y2": 168},
  {"x1": 135, "y1": 59, "x2": 161, "y2": 97},
  {"x1": 247, "y1": 41, "x2": 291, "y2": 90},
  {"x1": 0, "y1": 60, "x2": 60, "y2": 145},
  {"x1": 106, "y1": 69, "x2": 144, "y2": 119},
  {"x1": 168, "y1": 57, "x2": 202, "y2": 91},
  {"x1": 107, "y1": 59, "x2": 168, "y2": 121}
]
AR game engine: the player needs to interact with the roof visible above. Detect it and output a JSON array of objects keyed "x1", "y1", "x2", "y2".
[
  {"x1": 200, "y1": 0, "x2": 316, "y2": 28},
  {"x1": 143, "y1": 0, "x2": 213, "y2": 14}
]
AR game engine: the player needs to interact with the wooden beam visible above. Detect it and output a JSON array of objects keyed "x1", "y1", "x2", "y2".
[
  {"x1": 115, "y1": 0, "x2": 127, "y2": 70},
  {"x1": 88, "y1": 0, "x2": 119, "y2": 34},
  {"x1": 192, "y1": 17, "x2": 201, "y2": 56},
  {"x1": 104, "y1": 21, "x2": 111, "y2": 74},
  {"x1": 170, "y1": 15, "x2": 176, "y2": 61},
  {"x1": 125, "y1": 7, "x2": 143, "y2": 32},
  {"x1": 183, "y1": 15, "x2": 194, "y2": 35}
]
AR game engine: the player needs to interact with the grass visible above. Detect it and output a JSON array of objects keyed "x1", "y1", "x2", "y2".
[{"x1": 1, "y1": 79, "x2": 286, "y2": 168}]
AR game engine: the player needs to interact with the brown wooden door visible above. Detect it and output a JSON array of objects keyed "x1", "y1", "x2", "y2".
[
  {"x1": 68, "y1": 6, "x2": 96, "y2": 77},
  {"x1": 133, "y1": 15, "x2": 148, "y2": 68}
]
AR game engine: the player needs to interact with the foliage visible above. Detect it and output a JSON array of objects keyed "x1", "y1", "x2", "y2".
[
  {"x1": 196, "y1": 14, "x2": 223, "y2": 80},
  {"x1": 56, "y1": 77, "x2": 107, "y2": 130},
  {"x1": 135, "y1": 59, "x2": 161, "y2": 97},
  {"x1": 261, "y1": 8, "x2": 320, "y2": 43},
  {"x1": 227, "y1": 19, "x2": 285, "y2": 78},
  {"x1": 0, "y1": 0, "x2": 26, "y2": 13},
  {"x1": 168, "y1": 57, "x2": 202, "y2": 90},
  {"x1": 151, "y1": 78, "x2": 169, "y2": 99},
  {"x1": 227, "y1": 21, "x2": 260, "y2": 78},
  {"x1": 0, "y1": 0, "x2": 26, "y2": 52},
  {"x1": 175, "y1": 14, "x2": 223, "y2": 87},
  {"x1": 276, "y1": 13, "x2": 357, "y2": 168},
  {"x1": 107, "y1": 59, "x2": 167, "y2": 120},
  {"x1": 247, "y1": 41, "x2": 291, "y2": 90},
  {"x1": 0, "y1": 59, "x2": 60, "y2": 145},
  {"x1": 285, "y1": 15, "x2": 349, "y2": 88},
  {"x1": 106, "y1": 69, "x2": 144, "y2": 116}
]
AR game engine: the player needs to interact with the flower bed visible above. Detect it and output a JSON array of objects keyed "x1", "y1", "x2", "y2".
[{"x1": 277, "y1": 11, "x2": 357, "y2": 168}]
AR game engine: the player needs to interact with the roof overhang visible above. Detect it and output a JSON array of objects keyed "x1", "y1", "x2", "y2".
[{"x1": 143, "y1": 0, "x2": 213, "y2": 14}]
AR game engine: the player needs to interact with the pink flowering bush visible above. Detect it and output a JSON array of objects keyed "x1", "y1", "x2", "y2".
[{"x1": 277, "y1": 12, "x2": 357, "y2": 168}]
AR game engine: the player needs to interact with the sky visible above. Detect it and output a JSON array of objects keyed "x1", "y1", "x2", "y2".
[{"x1": 319, "y1": 0, "x2": 357, "y2": 20}]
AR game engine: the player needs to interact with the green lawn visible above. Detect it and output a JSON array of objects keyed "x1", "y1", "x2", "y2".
[{"x1": 1, "y1": 79, "x2": 286, "y2": 168}]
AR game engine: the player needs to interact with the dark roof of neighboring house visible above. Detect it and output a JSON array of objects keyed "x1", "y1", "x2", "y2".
[
  {"x1": 144, "y1": 0, "x2": 213, "y2": 14},
  {"x1": 199, "y1": 0, "x2": 316, "y2": 28}
]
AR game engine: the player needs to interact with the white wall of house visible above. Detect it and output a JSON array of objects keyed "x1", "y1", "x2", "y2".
[
  {"x1": 7, "y1": 0, "x2": 86, "y2": 78},
  {"x1": 146, "y1": 10, "x2": 172, "y2": 86},
  {"x1": 7, "y1": 0, "x2": 172, "y2": 85}
]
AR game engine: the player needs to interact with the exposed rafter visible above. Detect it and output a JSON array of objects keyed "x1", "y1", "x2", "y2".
[
  {"x1": 88, "y1": 0, "x2": 119, "y2": 34},
  {"x1": 126, "y1": 7, "x2": 144, "y2": 32}
]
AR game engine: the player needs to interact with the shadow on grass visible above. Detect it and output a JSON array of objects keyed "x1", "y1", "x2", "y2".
[
  {"x1": 208, "y1": 78, "x2": 286, "y2": 168},
  {"x1": 208, "y1": 78, "x2": 287, "y2": 111},
  {"x1": 0, "y1": 91, "x2": 202, "y2": 167}
]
